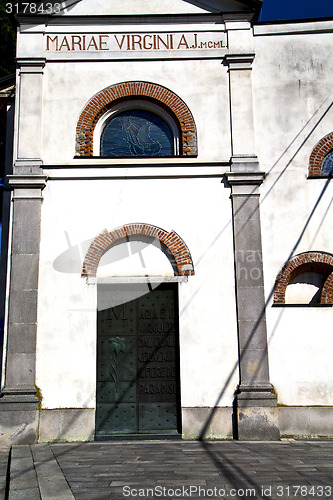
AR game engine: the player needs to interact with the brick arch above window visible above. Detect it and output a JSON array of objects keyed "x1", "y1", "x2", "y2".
[
  {"x1": 81, "y1": 223, "x2": 195, "y2": 278},
  {"x1": 273, "y1": 251, "x2": 333, "y2": 304},
  {"x1": 308, "y1": 132, "x2": 333, "y2": 177},
  {"x1": 321, "y1": 272, "x2": 333, "y2": 304},
  {"x1": 76, "y1": 81, "x2": 197, "y2": 157}
]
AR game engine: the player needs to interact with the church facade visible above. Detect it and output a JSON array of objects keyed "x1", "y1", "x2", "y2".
[{"x1": 1, "y1": 0, "x2": 333, "y2": 445}]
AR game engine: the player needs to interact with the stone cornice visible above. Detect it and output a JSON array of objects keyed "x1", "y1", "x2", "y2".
[
  {"x1": 7, "y1": 174, "x2": 48, "y2": 189},
  {"x1": 225, "y1": 171, "x2": 265, "y2": 186},
  {"x1": 17, "y1": 59, "x2": 46, "y2": 74},
  {"x1": 224, "y1": 53, "x2": 255, "y2": 70}
]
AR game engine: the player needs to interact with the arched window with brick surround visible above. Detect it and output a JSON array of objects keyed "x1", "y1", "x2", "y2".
[
  {"x1": 308, "y1": 132, "x2": 333, "y2": 177},
  {"x1": 273, "y1": 252, "x2": 333, "y2": 305},
  {"x1": 98, "y1": 101, "x2": 178, "y2": 157},
  {"x1": 76, "y1": 82, "x2": 197, "y2": 157}
]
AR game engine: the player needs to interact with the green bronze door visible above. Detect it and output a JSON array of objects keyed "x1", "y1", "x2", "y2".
[{"x1": 95, "y1": 283, "x2": 180, "y2": 437}]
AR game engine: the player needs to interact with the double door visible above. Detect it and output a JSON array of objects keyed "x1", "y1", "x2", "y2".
[{"x1": 95, "y1": 283, "x2": 180, "y2": 436}]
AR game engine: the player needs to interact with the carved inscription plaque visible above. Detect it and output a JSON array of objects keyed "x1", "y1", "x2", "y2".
[
  {"x1": 44, "y1": 31, "x2": 228, "y2": 60},
  {"x1": 96, "y1": 283, "x2": 179, "y2": 436}
]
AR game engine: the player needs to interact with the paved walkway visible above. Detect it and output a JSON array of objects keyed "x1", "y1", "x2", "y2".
[
  {"x1": 5, "y1": 440, "x2": 333, "y2": 500},
  {"x1": 0, "y1": 449, "x2": 9, "y2": 500}
]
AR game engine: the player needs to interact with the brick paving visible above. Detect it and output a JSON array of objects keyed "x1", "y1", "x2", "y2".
[{"x1": 6, "y1": 440, "x2": 333, "y2": 500}]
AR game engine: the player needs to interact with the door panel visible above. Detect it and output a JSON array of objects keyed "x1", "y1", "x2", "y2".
[
  {"x1": 139, "y1": 403, "x2": 178, "y2": 432},
  {"x1": 96, "y1": 283, "x2": 179, "y2": 436}
]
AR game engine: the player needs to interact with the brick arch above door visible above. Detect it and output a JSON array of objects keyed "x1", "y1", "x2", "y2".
[
  {"x1": 81, "y1": 223, "x2": 195, "y2": 278},
  {"x1": 76, "y1": 81, "x2": 197, "y2": 156}
]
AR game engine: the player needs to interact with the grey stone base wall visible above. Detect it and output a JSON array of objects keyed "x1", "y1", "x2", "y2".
[
  {"x1": 38, "y1": 409, "x2": 95, "y2": 443},
  {"x1": 2, "y1": 406, "x2": 332, "y2": 443},
  {"x1": 279, "y1": 407, "x2": 333, "y2": 439},
  {"x1": 181, "y1": 407, "x2": 234, "y2": 440},
  {"x1": 182, "y1": 406, "x2": 333, "y2": 441}
]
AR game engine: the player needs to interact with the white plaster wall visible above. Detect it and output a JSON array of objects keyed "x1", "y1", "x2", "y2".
[
  {"x1": 36, "y1": 191, "x2": 97, "y2": 408},
  {"x1": 253, "y1": 30, "x2": 333, "y2": 406},
  {"x1": 267, "y1": 307, "x2": 333, "y2": 405},
  {"x1": 36, "y1": 177, "x2": 239, "y2": 409},
  {"x1": 40, "y1": 58, "x2": 230, "y2": 164},
  {"x1": 17, "y1": 72, "x2": 43, "y2": 158}
]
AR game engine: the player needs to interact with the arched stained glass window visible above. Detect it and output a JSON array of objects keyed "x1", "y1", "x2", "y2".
[
  {"x1": 101, "y1": 110, "x2": 174, "y2": 157},
  {"x1": 321, "y1": 150, "x2": 333, "y2": 176}
]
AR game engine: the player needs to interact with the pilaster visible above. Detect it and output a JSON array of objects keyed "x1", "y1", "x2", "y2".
[
  {"x1": 225, "y1": 168, "x2": 280, "y2": 440},
  {"x1": 15, "y1": 59, "x2": 45, "y2": 174},
  {"x1": 0, "y1": 174, "x2": 47, "y2": 445},
  {"x1": 225, "y1": 53, "x2": 256, "y2": 158}
]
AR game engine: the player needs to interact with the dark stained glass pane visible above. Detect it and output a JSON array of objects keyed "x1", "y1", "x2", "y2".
[
  {"x1": 321, "y1": 150, "x2": 333, "y2": 176},
  {"x1": 101, "y1": 110, "x2": 174, "y2": 157}
]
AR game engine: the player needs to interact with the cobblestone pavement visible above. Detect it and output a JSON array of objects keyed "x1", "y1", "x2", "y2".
[{"x1": 7, "y1": 440, "x2": 333, "y2": 500}]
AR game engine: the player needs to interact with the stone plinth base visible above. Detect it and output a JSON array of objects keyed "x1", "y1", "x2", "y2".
[
  {"x1": 0, "y1": 407, "x2": 39, "y2": 446},
  {"x1": 237, "y1": 407, "x2": 280, "y2": 440},
  {"x1": 0, "y1": 390, "x2": 39, "y2": 446}
]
